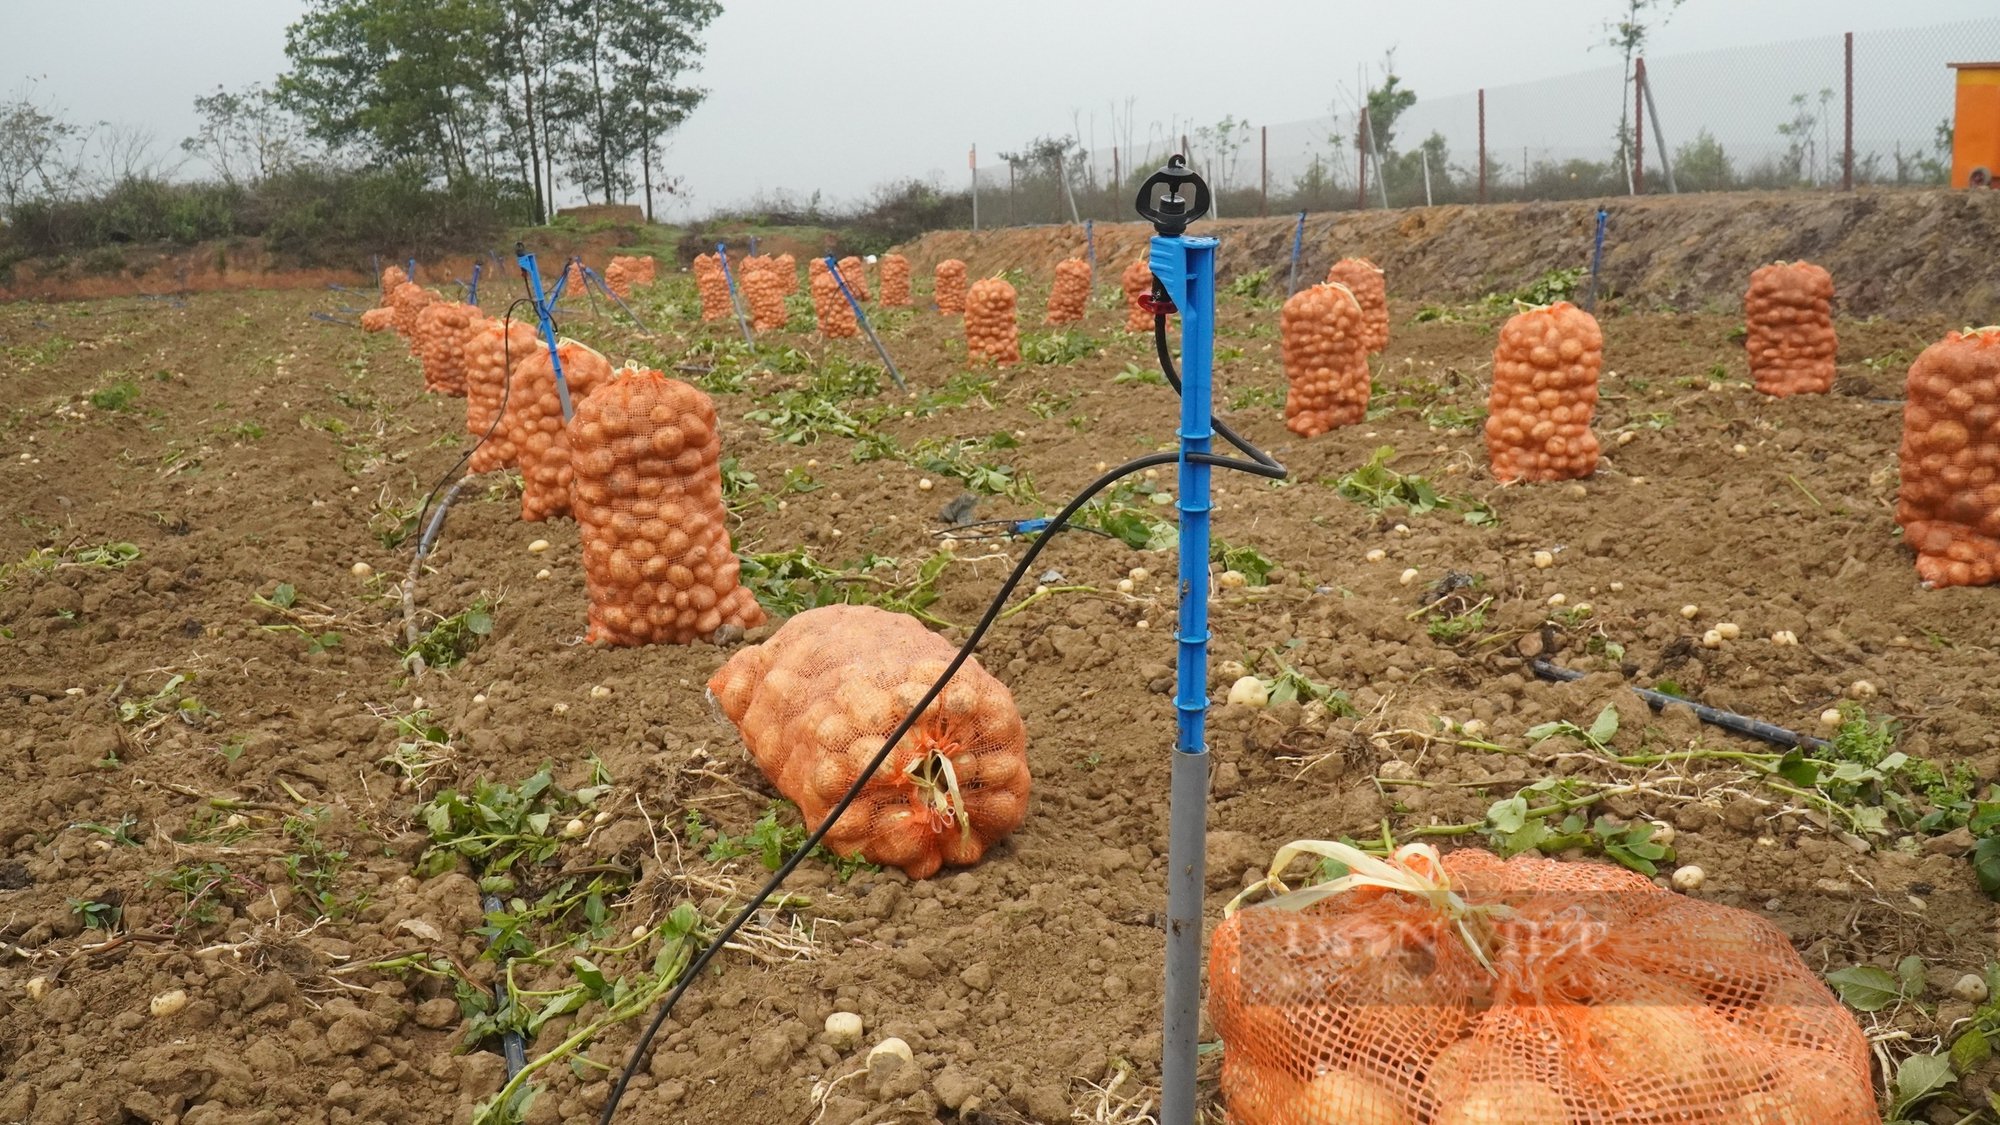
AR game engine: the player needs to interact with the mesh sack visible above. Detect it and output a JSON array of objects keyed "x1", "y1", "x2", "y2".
[
  {"x1": 1485, "y1": 301, "x2": 1602, "y2": 483},
  {"x1": 774, "y1": 253, "x2": 798, "y2": 295},
  {"x1": 966, "y1": 277, "x2": 1020, "y2": 365},
  {"x1": 707, "y1": 604, "x2": 1031, "y2": 880},
  {"x1": 743, "y1": 266, "x2": 787, "y2": 331},
  {"x1": 1325, "y1": 258, "x2": 1389, "y2": 354},
  {"x1": 1897, "y1": 326, "x2": 2000, "y2": 587},
  {"x1": 1047, "y1": 258, "x2": 1091, "y2": 324},
  {"x1": 464, "y1": 317, "x2": 542, "y2": 474},
  {"x1": 360, "y1": 307, "x2": 396, "y2": 333},
  {"x1": 604, "y1": 257, "x2": 635, "y2": 299},
  {"x1": 879, "y1": 253, "x2": 913, "y2": 308},
  {"x1": 935, "y1": 259, "x2": 968, "y2": 314},
  {"x1": 1211, "y1": 844, "x2": 1877, "y2": 1125},
  {"x1": 836, "y1": 255, "x2": 871, "y2": 301},
  {"x1": 389, "y1": 282, "x2": 437, "y2": 339},
  {"x1": 510, "y1": 338, "x2": 613, "y2": 522},
  {"x1": 1745, "y1": 262, "x2": 1837, "y2": 397},
  {"x1": 1122, "y1": 258, "x2": 1154, "y2": 333},
  {"x1": 564, "y1": 259, "x2": 587, "y2": 295},
  {"x1": 809, "y1": 260, "x2": 858, "y2": 338},
  {"x1": 414, "y1": 301, "x2": 479, "y2": 396},
  {"x1": 569, "y1": 364, "x2": 765, "y2": 645},
  {"x1": 693, "y1": 253, "x2": 731, "y2": 322},
  {"x1": 1282, "y1": 282, "x2": 1371, "y2": 437},
  {"x1": 379, "y1": 265, "x2": 408, "y2": 299}
]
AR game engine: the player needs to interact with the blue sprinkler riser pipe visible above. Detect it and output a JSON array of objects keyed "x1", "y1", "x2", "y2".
[
  {"x1": 407, "y1": 257, "x2": 417, "y2": 283},
  {"x1": 824, "y1": 256, "x2": 908, "y2": 391},
  {"x1": 468, "y1": 262, "x2": 482, "y2": 306},
  {"x1": 1584, "y1": 207, "x2": 1608, "y2": 313},
  {"x1": 581, "y1": 266, "x2": 656, "y2": 335},
  {"x1": 715, "y1": 242, "x2": 755, "y2": 348},
  {"x1": 514, "y1": 248, "x2": 573, "y2": 421},
  {"x1": 1085, "y1": 219, "x2": 1096, "y2": 283},
  {"x1": 1287, "y1": 210, "x2": 1307, "y2": 295},
  {"x1": 1149, "y1": 230, "x2": 1218, "y2": 1125}
]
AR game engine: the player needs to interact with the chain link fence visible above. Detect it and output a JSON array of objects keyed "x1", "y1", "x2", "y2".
[{"x1": 958, "y1": 18, "x2": 1999, "y2": 227}]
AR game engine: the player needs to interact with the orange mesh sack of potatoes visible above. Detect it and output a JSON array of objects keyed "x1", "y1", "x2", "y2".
[
  {"x1": 413, "y1": 301, "x2": 480, "y2": 396},
  {"x1": 1485, "y1": 301, "x2": 1603, "y2": 483},
  {"x1": 707, "y1": 604, "x2": 1031, "y2": 880},
  {"x1": 693, "y1": 253, "x2": 731, "y2": 322},
  {"x1": 935, "y1": 259, "x2": 967, "y2": 314},
  {"x1": 1122, "y1": 258, "x2": 1154, "y2": 333},
  {"x1": 360, "y1": 307, "x2": 396, "y2": 333},
  {"x1": 1325, "y1": 257, "x2": 1388, "y2": 353},
  {"x1": 879, "y1": 253, "x2": 913, "y2": 308},
  {"x1": 603, "y1": 257, "x2": 635, "y2": 299},
  {"x1": 379, "y1": 264, "x2": 408, "y2": 300},
  {"x1": 836, "y1": 255, "x2": 870, "y2": 301},
  {"x1": 464, "y1": 317, "x2": 542, "y2": 473},
  {"x1": 966, "y1": 278, "x2": 1020, "y2": 365},
  {"x1": 1211, "y1": 841, "x2": 1877, "y2": 1125},
  {"x1": 564, "y1": 259, "x2": 587, "y2": 295},
  {"x1": 1281, "y1": 283, "x2": 1371, "y2": 437},
  {"x1": 389, "y1": 282, "x2": 437, "y2": 339},
  {"x1": 743, "y1": 266, "x2": 788, "y2": 332},
  {"x1": 569, "y1": 364, "x2": 766, "y2": 645},
  {"x1": 1897, "y1": 326, "x2": 2000, "y2": 587},
  {"x1": 510, "y1": 338, "x2": 613, "y2": 522},
  {"x1": 1046, "y1": 258, "x2": 1091, "y2": 324},
  {"x1": 809, "y1": 259, "x2": 858, "y2": 338},
  {"x1": 1744, "y1": 261, "x2": 1837, "y2": 397},
  {"x1": 773, "y1": 253, "x2": 798, "y2": 294}
]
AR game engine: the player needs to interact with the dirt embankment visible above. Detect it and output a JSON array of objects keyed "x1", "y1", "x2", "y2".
[{"x1": 896, "y1": 189, "x2": 2000, "y2": 322}]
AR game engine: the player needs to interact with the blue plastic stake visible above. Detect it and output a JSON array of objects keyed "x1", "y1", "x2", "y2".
[
  {"x1": 1584, "y1": 207, "x2": 1609, "y2": 313},
  {"x1": 748, "y1": 235, "x2": 759, "y2": 256},
  {"x1": 407, "y1": 257, "x2": 416, "y2": 283},
  {"x1": 1085, "y1": 219, "x2": 1096, "y2": 283},
  {"x1": 468, "y1": 262, "x2": 482, "y2": 306},
  {"x1": 514, "y1": 247, "x2": 573, "y2": 421},
  {"x1": 1148, "y1": 230, "x2": 1217, "y2": 1125},
  {"x1": 1287, "y1": 210, "x2": 1307, "y2": 294},
  {"x1": 825, "y1": 257, "x2": 907, "y2": 391},
  {"x1": 716, "y1": 242, "x2": 755, "y2": 348}
]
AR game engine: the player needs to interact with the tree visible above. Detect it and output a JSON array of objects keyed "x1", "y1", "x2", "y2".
[
  {"x1": 278, "y1": 0, "x2": 504, "y2": 182},
  {"x1": 1601, "y1": 0, "x2": 1685, "y2": 185},
  {"x1": 1673, "y1": 129, "x2": 1733, "y2": 191},
  {"x1": 605, "y1": 0, "x2": 716, "y2": 221},
  {"x1": 183, "y1": 84, "x2": 308, "y2": 183},
  {"x1": 1193, "y1": 114, "x2": 1250, "y2": 195},
  {"x1": 1364, "y1": 53, "x2": 1417, "y2": 153},
  {"x1": 0, "y1": 81, "x2": 85, "y2": 207}
]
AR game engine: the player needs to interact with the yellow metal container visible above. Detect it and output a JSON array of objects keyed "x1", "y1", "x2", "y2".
[{"x1": 1950, "y1": 62, "x2": 2000, "y2": 188}]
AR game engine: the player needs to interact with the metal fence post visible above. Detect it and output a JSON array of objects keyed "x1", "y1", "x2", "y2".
[
  {"x1": 1843, "y1": 32, "x2": 1856, "y2": 191},
  {"x1": 1641, "y1": 66, "x2": 1677, "y2": 193},
  {"x1": 1357, "y1": 107, "x2": 1370, "y2": 210},
  {"x1": 970, "y1": 144, "x2": 979, "y2": 231},
  {"x1": 1260, "y1": 125, "x2": 1269, "y2": 217},
  {"x1": 1478, "y1": 89, "x2": 1488, "y2": 204},
  {"x1": 1633, "y1": 58, "x2": 1647, "y2": 194}
]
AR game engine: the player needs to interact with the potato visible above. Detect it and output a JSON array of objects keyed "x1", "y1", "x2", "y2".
[
  {"x1": 1433, "y1": 1078, "x2": 1566, "y2": 1124},
  {"x1": 1282, "y1": 1070, "x2": 1412, "y2": 1125}
]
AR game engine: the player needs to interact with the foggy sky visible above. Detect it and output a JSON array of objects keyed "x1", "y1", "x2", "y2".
[{"x1": 6, "y1": 0, "x2": 1995, "y2": 219}]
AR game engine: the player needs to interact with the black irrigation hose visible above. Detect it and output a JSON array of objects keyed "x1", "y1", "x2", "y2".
[
  {"x1": 1528, "y1": 656, "x2": 1828, "y2": 750},
  {"x1": 598, "y1": 312, "x2": 1287, "y2": 1123},
  {"x1": 410, "y1": 297, "x2": 546, "y2": 555},
  {"x1": 481, "y1": 892, "x2": 530, "y2": 1078}
]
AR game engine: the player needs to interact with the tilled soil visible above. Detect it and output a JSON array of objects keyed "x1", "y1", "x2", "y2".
[{"x1": 0, "y1": 263, "x2": 1995, "y2": 1125}]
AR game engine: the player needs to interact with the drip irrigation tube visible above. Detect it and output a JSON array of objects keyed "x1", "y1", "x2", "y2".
[
  {"x1": 481, "y1": 891, "x2": 529, "y2": 1078},
  {"x1": 598, "y1": 291, "x2": 1283, "y2": 1125},
  {"x1": 1528, "y1": 657, "x2": 1827, "y2": 749},
  {"x1": 310, "y1": 312, "x2": 360, "y2": 328}
]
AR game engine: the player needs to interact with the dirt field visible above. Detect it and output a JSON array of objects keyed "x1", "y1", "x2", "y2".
[{"x1": 0, "y1": 231, "x2": 1996, "y2": 1125}]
